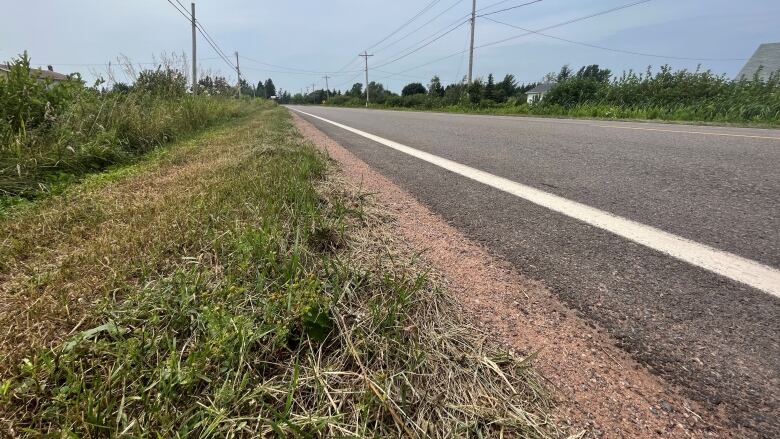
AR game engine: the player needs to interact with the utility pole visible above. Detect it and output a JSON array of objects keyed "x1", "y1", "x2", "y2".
[
  {"x1": 235, "y1": 51, "x2": 241, "y2": 98},
  {"x1": 191, "y1": 2, "x2": 197, "y2": 94},
  {"x1": 323, "y1": 76, "x2": 331, "y2": 99},
  {"x1": 359, "y1": 51, "x2": 374, "y2": 107},
  {"x1": 468, "y1": 0, "x2": 476, "y2": 84}
]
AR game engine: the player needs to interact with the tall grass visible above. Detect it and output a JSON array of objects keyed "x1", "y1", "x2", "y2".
[{"x1": 0, "y1": 53, "x2": 256, "y2": 201}]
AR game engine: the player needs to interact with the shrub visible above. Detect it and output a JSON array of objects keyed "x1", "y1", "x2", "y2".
[
  {"x1": 401, "y1": 82, "x2": 427, "y2": 96},
  {"x1": 134, "y1": 67, "x2": 188, "y2": 98},
  {"x1": 0, "y1": 52, "x2": 83, "y2": 133}
]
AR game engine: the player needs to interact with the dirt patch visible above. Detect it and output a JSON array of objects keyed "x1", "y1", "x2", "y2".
[{"x1": 292, "y1": 111, "x2": 738, "y2": 438}]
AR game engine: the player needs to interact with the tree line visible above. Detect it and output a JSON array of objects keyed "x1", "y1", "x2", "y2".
[{"x1": 313, "y1": 63, "x2": 780, "y2": 124}]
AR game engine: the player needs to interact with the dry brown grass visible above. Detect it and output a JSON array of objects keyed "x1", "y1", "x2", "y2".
[{"x1": 0, "y1": 115, "x2": 264, "y2": 378}]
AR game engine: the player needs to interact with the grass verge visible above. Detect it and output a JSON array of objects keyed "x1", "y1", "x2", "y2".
[
  {"x1": 0, "y1": 106, "x2": 560, "y2": 436},
  {"x1": 324, "y1": 102, "x2": 780, "y2": 128}
]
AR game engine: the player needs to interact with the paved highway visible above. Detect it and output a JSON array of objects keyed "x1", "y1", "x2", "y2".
[{"x1": 289, "y1": 106, "x2": 780, "y2": 437}]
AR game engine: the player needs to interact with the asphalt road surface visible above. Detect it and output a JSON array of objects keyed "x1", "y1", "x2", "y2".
[{"x1": 289, "y1": 105, "x2": 780, "y2": 437}]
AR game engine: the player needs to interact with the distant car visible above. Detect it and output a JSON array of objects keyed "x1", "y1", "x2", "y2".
[{"x1": 270, "y1": 95, "x2": 278, "y2": 100}]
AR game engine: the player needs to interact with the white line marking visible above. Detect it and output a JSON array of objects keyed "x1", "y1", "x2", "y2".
[
  {"x1": 292, "y1": 108, "x2": 780, "y2": 298},
  {"x1": 590, "y1": 124, "x2": 780, "y2": 141}
]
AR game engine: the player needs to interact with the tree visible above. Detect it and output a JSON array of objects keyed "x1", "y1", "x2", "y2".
[
  {"x1": 278, "y1": 90, "x2": 292, "y2": 104},
  {"x1": 239, "y1": 78, "x2": 254, "y2": 97},
  {"x1": 198, "y1": 75, "x2": 233, "y2": 96},
  {"x1": 576, "y1": 64, "x2": 612, "y2": 83},
  {"x1": 556, "y1": 65, "x2": 573, "y2": 82},
  {"x1": 484, "y1": 74, "x2": 496, "y2": 101},
  {"x1": 467, "y1": 79, "x2": 484, "y2": 104},
  {"x1": 428, "y1": 76, "x2": 444, "y2": 97},
  {"x1": 256, "y1": 80, "x2": 266, "y2": 99},
  {"x1": 498, "y1": 74, "x2": 518, "y2": 99},
  {"x1": 443, "y1": 81, "x2": 467, "y2": 105},
  {"x1": 368, "y1": 81, "x2": 392, "y2": 103},
  {"x1": 263, "y1": 78, "x2": 276, "y2": 98},
  {"x1": 347, "y1": 83, "x2": 363, "y2": 97},
  {"x1": 402, "y1": 82, "x2": 426, "y2": 96}
]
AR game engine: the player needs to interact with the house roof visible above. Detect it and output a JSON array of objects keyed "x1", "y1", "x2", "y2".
[
  {"x1": 0, "y1": 64, "x2": 69, "y2": 81},
  {"x1": 526, "y1": 83, "x2": 555, "y2": 94},
  {"x1": 736, "y1": 42, "x2": 780, "y2": 81}
]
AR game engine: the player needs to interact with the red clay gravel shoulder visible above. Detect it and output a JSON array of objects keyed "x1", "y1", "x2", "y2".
[{"x1": 291, "y1": 110, "x2": 740, "y2": 438}]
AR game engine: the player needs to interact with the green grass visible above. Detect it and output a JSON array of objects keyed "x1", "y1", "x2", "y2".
[
  {"x1": 0, "y1": 106, "x2": 560, "y2": 437},
  {"x1": 1, "y1": 77, "x2": 259, "y2": 201}
]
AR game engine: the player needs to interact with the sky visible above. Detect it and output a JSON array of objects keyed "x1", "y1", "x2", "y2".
[{"x1": 2, "y1": 0, "x2": 778, "y2": 94}]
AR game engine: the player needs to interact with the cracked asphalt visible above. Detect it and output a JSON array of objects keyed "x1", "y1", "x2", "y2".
[{"x1": 290, "y1": 106, "x2": 780, "y2": 437}]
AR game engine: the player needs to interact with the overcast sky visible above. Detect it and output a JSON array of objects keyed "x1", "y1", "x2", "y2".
[{"x1": 2, "y1": 0, "x2": 778, "y2": 94}]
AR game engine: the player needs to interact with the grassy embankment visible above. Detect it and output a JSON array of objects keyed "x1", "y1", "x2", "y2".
[
  {"x1": 0, "y1": 105, "x2": 560, "y2": 437},
  {"x1": 0, "y1": 54, "x2": 256, "y2": 212}
]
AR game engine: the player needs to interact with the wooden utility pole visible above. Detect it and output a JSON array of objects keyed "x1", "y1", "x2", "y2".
[
  {"x1": 191, "y1": 2, "x2": 197, "y2": 94},
  {"x1": 323, "y1": 75, "x2": 331, "y2": 99},
  {"x1": 468, "y1": 0, "x2": 476, "y2": 84},
  {"x1": 359, "y1": 51, "x2": 374, "y2": 107},
  {"x1": 235, "y1": 51, "x2": 241, "y2": 98}
]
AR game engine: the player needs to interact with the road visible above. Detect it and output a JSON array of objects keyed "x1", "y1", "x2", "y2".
[{"x1": 289, "y1": 105, "x2": 780, "y2": 437}]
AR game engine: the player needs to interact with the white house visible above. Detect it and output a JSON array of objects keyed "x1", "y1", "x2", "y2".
[
  {"x1": 736, "y1": 42, "x2": 780, "y2": 81},
  {"x1": 525, "y1": 83, "x2": 555, "y2": 104}
]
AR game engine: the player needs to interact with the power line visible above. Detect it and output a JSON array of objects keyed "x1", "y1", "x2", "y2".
[
  {"x1": 373, "y1": 19, "x2": 470, "y2": 69},
  {"x1": 333, "y1": 70, "x2": 365, "y2": 90},
  {"x1": 481, "y1": 16, "x2": 748, "y2": 61},
  {"x1": 366, "y1": 0, "x2": 443, "y2": 51},
  {"x1": 165, "y1": 0, "x2": 232, "y2": 71},
  {"x1": 476, "y1": 0, "x2": 544, "y2": 18},
  {"x1": 476, "y1": 0, "x2": 524, "y2": 13},
  {"x1": 240, "y1": 65, "x2": 351, "y2": 76},
  {"x1": 166, "y1": 0, "x2": 192, "y2": 21},
  {"x1": 239, "y1": 55, "x2": 361, "y2": 75},
  {"x1": 478, "y1": 0, "x2": 654, "y2": 50},
  {"x1": 164, "y1": 0, "x2": 237, "y2": 74},
  {"x1": 29, "y1": 57, "x2": 223, "y2": 67},
  {"x1": 372, "y1": 0, "x2": 544, "y2": 71},
  {"x1": 376, "y1": 0, "x2": 654, "y2": 80},
  {"x1": 193, "y1": 20, "x2": 236, "y2": 72},
  {"x1": 374, "y1": 0, "x2": 466, "y2": 54}
]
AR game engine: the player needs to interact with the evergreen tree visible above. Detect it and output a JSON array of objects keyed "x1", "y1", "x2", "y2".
[
  {"x1": 263, "y1": 78, "x2": 276, "y2": 98},
  {"x1": 484, "y1": 74, "x2": 496, "y2": 101},
  {"x1": 498, "y1": 74, "x2": 518, "y2": 100},
  {"x1": 256, "y1": 80, "x2": 266, "y2": 99}
]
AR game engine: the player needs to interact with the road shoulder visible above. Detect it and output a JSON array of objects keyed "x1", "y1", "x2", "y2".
[{"x1": 291, "y1": 110, "x2": 736, "y2": 438}]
